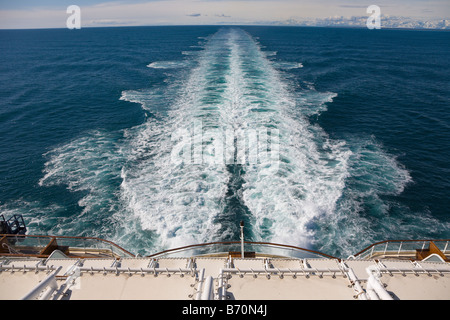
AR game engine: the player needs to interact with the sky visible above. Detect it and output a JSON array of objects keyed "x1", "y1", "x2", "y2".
[{"x1": 0, "y1": 0, "x2": 449, "y2": 29}]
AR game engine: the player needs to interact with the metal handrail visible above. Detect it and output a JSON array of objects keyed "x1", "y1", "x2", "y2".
[
  {"x1": 146, "y1": 240, "x2": 339, "y2": 260},
  {"x1": 0, "y1": 234, "x2": 135, "y2": 258},
  {"x1": 2, "y1": 234, "x2": 448, "y2": 260},
  {"x1": 2, "y1": 242, "x2": 20, "y2": 254},
  {"x1": 353, "y1": 239, "x2": 450, "y2": 259}
]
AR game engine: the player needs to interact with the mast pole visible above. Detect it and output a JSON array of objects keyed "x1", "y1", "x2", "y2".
[{"x1": 240, "y1": 221, "x2": 244, "y2": 258}]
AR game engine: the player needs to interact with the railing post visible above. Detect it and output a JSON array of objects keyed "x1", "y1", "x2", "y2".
[
  {"x1": 397, "y1": 242, "x2": 403, "y2": 256},
  {"x1": 240, "y1": 221, "x2": 244, "y2": 259}
]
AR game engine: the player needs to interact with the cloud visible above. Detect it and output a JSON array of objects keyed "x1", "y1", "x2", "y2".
[
  {"x1": 85, "y1": 19, "x2": 137, "y2": 26},
  {"x1": 338, "y1": 5, "x2": 373, "y2": 9},
  {"x1": 0, "y1": 0, "x2": 448, "y2": 29}
]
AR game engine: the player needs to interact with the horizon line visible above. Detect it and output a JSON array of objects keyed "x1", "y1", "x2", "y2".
[{"x1": 1, "y1": 23, "x2": 450, "y2": 31}]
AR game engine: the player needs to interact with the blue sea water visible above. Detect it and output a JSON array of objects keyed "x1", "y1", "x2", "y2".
[{"x1": 0, "y1": 26, "x2": 449, "y2": 257}]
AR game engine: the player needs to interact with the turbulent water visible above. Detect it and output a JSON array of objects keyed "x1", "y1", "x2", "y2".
[{"x1": 0, "y1": 26, "x2": 449, "y2": 257}]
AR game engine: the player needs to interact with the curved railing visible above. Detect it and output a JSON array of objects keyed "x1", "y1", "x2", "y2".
[
  {"x1": 1, "y1": 234, "x2": 336, "y2": 260},
  {"x1": 352, "y1": 239, "x2": 450, "y2": 260},
  {"x1": 3, "y1": 234, "x2": 448, "y2": 261},
  {"x1": 146, "y1": 241, "x2": 339, "y2": 260}
]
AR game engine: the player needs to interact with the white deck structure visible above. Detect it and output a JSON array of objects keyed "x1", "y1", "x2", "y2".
[{"x1": 1, "y1": 238, "x2": 449, "y2": 300}]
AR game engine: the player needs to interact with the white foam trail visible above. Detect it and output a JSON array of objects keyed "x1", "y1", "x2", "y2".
[
  {"x1": 274, "y1": 61, "x2": 304, "y2": 69},
  {"x1": 37, "y1": 131, "x2": 136, "y2": 243},
  {"x1": 34, "y1": 27, "x2": 438, "y2": 256},
  {"x1": 263, "y1": 51, "x2": 277, "y2": 57},
  {"x1": 310, "y1": 137, "x2": 417, "y2": 256},
  {"x1": 147, "y1": 61, "x2": 192, "y2": 69},
  {"x1": 295, "y1": 90, "x2": 337, "y2": 117},
  {"x1": 182, "y1": 51, "x2": 200, "y2": 56},
  {"x1": 197, "y1": 29, "x2": 351, "y2": 248},
  {"x1": 122, "y1": 28, "x2": 352, "y2": 250},
  {"x1": 120, "y1": 34, "x2": 234, "y2": 250}
]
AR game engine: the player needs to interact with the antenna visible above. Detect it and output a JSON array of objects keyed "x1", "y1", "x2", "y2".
[{"x1": 240, "y1": 221, "x2": 244, "y2": 258}]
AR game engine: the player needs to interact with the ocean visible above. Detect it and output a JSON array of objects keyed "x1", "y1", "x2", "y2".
[{"x1": 0, "y1": 26, "x2": 449, "y2": 258}]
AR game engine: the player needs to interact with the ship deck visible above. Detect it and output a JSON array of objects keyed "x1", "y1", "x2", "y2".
[{"x1": 1, "y1": 236, "x2": 449, "y2": 300}]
